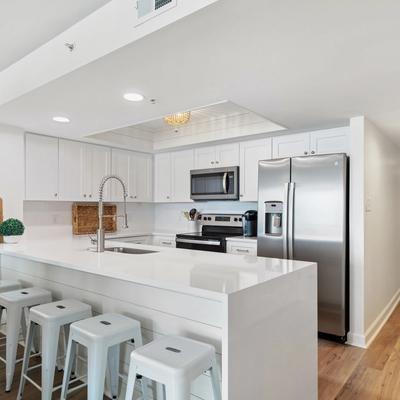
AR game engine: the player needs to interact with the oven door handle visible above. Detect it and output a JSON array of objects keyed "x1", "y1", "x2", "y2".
[{"x1": 176, "y1": 238, "x2": 221, "y2": 246}]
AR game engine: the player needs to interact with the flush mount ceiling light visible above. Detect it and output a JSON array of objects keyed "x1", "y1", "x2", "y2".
[
  {"x1": 123, "y1": 92, "x2": 145, "y2": 102},
  {"x1": 52, "y1": 116, "x2": 70, "y2": 123},
  {"x1": 164, "y1": 111, "x2": 191, "y2": 126}
]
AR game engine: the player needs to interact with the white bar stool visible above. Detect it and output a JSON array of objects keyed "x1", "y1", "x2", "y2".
[
  {"x1": 0, "y1": 280, "x2": 21, "y2": 324},
  {"x1": 17, "y1": 299, "x2": 92, "y2": 400},
  {"x1": 125, "y1": 335, "x2": 221, "y2": 400},
  {"x1": 61, "y1": 313, "x2": 148, "y2": 400},
  {"x1": 0, "y1": 287, "x2": 52, "y2": 392}
]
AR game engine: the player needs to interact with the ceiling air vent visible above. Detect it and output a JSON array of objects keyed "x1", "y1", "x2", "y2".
[{"x1": 135, "y1": 0, "x2": 177, "y2": 25}]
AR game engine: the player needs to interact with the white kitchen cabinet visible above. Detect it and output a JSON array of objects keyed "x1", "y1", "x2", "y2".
[
  {"x1": 194, "y1": 146, "x2": 216, "y2": 169},
  {"x1": 194, "y1": 143, "x2": 239, "y2": 169},
  {"x1": 171, "y1": 149, "x2": 194, "y2": 202},
  {"x1": 227, "y1": 239, "x2": 257, "y2": 256},
  {"x1": 25, "y1": 134, "x2": 59, "y2": 201},
  {"x1": 131, "y1": 152, "x2": 153, "y2": 202},
  {"x1": 272, "y1": 133, "x2": 310, "y2": 159},
  {"x1": 239, "y1": 138, "x2": 272, "y2": 201},
  {"x1": 59, "y1": 139, "x2": 85, "y2": 201},
  {"x1": 155, "y1": 150, "x2": 194, "y2": 202},
  {"x1": 86, "y1": 144, "x2": 111, "y2": 201},
  {"x1": 112, "y1": 150, "x2": 153, "y2": 202},
  {"x1": 154, "y1": 153, "x2": 172, "y2": 202},
  {"x1": 216, "y1": 143, "x2": 240, "y2": 167},
  {"x1": 310, "y1": 127, "x2": 349, "y2": 155}
]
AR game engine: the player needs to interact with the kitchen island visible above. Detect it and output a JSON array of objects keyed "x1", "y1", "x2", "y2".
[{"x1": 0, "y1": 237, "x2": 317, "y2": 400}]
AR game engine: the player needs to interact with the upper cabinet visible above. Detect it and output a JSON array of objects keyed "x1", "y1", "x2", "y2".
[
  {"x1": 272, "y1": 133, "x2": 310, "y2": 159},
  {"x1": 239, "y1": 138, "x2": 272, "y2": 202},
  {"x1": 111, "y1": 150, "x2": 153, "y2": 202},
  {"x1": 194, "y1": 143, "x2": 239, "y2": 169},
  {"x1": 59, "y1": 140, "x2": 111, "y2": 201},
  {"x1": 309, "y1": 127, "x2": 349, "y2": 155},
  {"x1": 272, "y1": 128, "x2": 349, "y2": 159},
  {"x1": 154, "y1": 149, "x2": 194, "y2": 203},
  {"x1": 25, "y1": 134, "x2": 59, "y2": 201}
]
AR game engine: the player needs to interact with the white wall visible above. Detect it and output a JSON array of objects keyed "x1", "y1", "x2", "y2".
[
  {"x1": 0, "y1": 124, "x2": 25, "y2": 220},
  {"x1": 154, "y1": 201, "x2": 257, "y2": 233},
  {"x1": 23, "y1": 201, "x2": 155, "y2": 239},
  {"x1": 363, "y1": 119, "x2": 400, "y2": 344}
]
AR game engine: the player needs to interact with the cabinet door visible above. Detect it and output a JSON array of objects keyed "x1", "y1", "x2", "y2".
[
  {"x1": 170, "y1": 149, "x2": 194, "y2": 202},
  {"x1": 239, "y1": 138, "x2": 272, "y2": 201},
  {"x1": 86, "y1": 145, "x2": 111, "y2": 201},
  {"x1": 111, "y1": 149, "x2": 131, "y2": 201},
  {"x1": 131, "y1": 152, "x2": 153, "y2": 202},
  {"x1": 154, "y1": 153, "x2": 171, "y2": 202},
  {"x1": 272, "y1": 133, "x2": 310, "y2": 158},
  {"x1": 25, "y1": 134, "x2": 59, "y2": 200},
  {"x1": 216, "y1": 143, "x2": 240, "y2": 167},
  {"x1": 59, "y1": 139, "x2": 85, "y2": 201},
  {"x1": 194, "y1": 146, "x2": 216, "y2": 169},
  {"x1": 310, "y1": 127, "x2": 349, "y2": 155}
]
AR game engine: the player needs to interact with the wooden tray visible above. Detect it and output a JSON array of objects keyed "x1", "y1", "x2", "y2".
[{"x1": 72, "y1": 203, "x2": 117, "y2": 235}]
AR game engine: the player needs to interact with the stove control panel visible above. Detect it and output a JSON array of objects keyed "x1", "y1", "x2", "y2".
[{"x1": 200, "y1": 214, "x2": 243, "y2": 227}]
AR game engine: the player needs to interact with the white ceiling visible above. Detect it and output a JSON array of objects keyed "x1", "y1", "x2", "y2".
[
  {"x1": 1, "y1": 0, "x2": 400, "y2": 144},
  {"x1": 0, "y1": 0, "x2": 111, "y2": 71}
]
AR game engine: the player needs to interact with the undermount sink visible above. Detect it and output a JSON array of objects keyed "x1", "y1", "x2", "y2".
[{"x1": 105, "y1": 247, "x2": 158, "y2": 255}]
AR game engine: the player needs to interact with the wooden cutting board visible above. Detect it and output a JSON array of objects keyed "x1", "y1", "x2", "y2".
[
  {"x1": 0, "y1": 198, "x2": 3, "y2": 243},
  {"x1": 72, "y1": 203, "x2": 117, "y2": 235}
]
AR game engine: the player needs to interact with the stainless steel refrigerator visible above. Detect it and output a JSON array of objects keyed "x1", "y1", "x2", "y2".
[{"x1": 257, "y1": 153, "x2": 348, "y2": 342}]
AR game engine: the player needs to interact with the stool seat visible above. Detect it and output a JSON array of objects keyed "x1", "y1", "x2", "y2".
[
  {"x1": 0, "y1": 280, "x2": 21, "y2": 293},
  {"x1": 71, "y1": 313, "x2": 141, "y2": 344},
  {"x1": 125, "y1": 335, "x2": 221, "y2": 400},
  {"x1": 133, "y1": 336, "x2": 215, "y2": 378},
  {"x1": 0, "y1": 287, "x2": 52, "y2": 307},
  {"x1": 29, "y1": 299, "x2": 92, "y2": 326}
]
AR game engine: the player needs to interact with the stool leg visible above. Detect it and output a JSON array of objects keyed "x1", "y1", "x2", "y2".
[
  {"x1": 63, "y1": 324, "x2": 77, "y2": 376},
  {"x1": 131, "y1": 330, "x2": 150, "y2": 400},
  {"x1": 41, "y1": 324, "x2": 60, "y2": 400},
  {"x1": 5, "y1": 305, "x2": 22, "y2": 391},
  {"x1": 165, "y1": 380, "x2": 191, "y2": 400},
  {"x1": 209, "y1": 357, "x2": 222, "y2": 400},
  {"x1": 60, "y1": 337, "x2": 77, "y2": 400},
  {"x1": 124, "y1": 361, "x2": 137, "y2": 400},
  {"x1": 107, "y1": 344, "x2": 120, "y2": 399},
  {"x1": 0, "y1": 306, "x2": 3, "y2": 325},
  {"x1": 87, "y1": 344, "x2": 108, "y2": 400},
  {"x1": 17, "y1": 321, "x2": 36, "y2": 399}
]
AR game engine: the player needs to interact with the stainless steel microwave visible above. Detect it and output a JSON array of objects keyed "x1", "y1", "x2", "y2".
[{"x1": 190, "y1": 166, "x2": 239, "y2": 200}]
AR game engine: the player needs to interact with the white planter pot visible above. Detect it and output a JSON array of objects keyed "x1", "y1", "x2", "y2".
[{"x1": 3, "y1": 235, "x2": 22, "y2": 244}]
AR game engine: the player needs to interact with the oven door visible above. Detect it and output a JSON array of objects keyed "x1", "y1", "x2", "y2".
[
  {"x1": 190, "y1": 166, "x2": 239, "y2": 201},
  {"x1": 175, "y1": 237, "x2": 226, "y2": 253}
]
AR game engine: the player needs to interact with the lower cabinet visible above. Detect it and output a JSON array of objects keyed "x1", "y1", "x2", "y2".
[{"x1": 227, "y1": 240, "x2": 257, "y2": 256}]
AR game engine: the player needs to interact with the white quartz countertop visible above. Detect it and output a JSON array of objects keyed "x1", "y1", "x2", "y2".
[{"x1": 0, "y1": 237, "x2": 314, "y2": 301}]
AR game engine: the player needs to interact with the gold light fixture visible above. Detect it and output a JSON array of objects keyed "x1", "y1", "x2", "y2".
[{"x1": 164, "y1": 111, "x2": 191, "y2": 126}]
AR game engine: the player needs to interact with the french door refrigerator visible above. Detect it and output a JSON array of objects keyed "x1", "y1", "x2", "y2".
[{"x1": 257, "y1": 153, "x2": 348, "y2": 342}]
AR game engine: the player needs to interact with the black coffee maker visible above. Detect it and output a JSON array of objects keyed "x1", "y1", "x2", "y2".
[{"x1": 242, "y1": 210, "x2": 258, "y2": 237}]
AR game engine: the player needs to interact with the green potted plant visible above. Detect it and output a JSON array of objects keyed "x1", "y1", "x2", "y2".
[{"x1": 0, "y1": 218, "x2": 25, "y2": 244}]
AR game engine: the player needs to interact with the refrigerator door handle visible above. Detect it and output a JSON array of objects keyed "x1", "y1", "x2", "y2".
[
  {"x1": 288, "y1": 182, "x2": 295, "y2": 259},
  {"x1": 282, "y1": 183, "x2": 290, "y2": 259}
]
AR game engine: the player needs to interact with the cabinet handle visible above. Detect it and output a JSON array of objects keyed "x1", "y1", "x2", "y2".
[
  {"x1": 236, "y1": 248, "x2": 249, "y2": 253},
  {"x1": 89, "y1": 194, "x2": 92, "y2": 198},
  {"x1": 129, "y1": 195, "x2": 134, "y2": 199},
  {"x1": 166, "y1": 196, "x2": 170, "y2": 199},
  {"x1": 134, "y1": 195, "x2": 137, "y2": 199},
  {"x1": 161, "y1": 241, "x2": 172, "y2": 245},
  {"x1": 83, "y1": 194, "x2": 87, "y2": 198},
  {"x1": 240, "y1": 194, "x2": 244, "y2": 197},
  {"x1": 304, "y1": 151, "x2": 308, "y2": 155},
  {"x1": 54, "y1": 193, "x2": 58, "y2": 197},
  {"x1": 216, "y1": 161, "x2": 219, "y2": 164},
  {"x1": 311, "y1": 151, "x2": 315, "y2": 155},
  {"x1": 211, "y1": 161, "x2": 215, "y2": 165}
]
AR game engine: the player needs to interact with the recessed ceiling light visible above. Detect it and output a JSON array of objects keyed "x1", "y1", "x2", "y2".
[
  {"x1": 123, "y1": 92, "x2": 144, "y2": 102},
  {"x1": 52, "y1": 116, "x2": 70, "y2": 123}
]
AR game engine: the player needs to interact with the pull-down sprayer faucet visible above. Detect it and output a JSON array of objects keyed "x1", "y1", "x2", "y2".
[{"x1": 96, "y1": 175, "x2": 128, "y2": 252}]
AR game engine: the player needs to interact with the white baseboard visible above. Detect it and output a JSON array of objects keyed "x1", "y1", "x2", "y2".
[{"x1": 347, "y1": 288, "x2": 400, "y2": 349}]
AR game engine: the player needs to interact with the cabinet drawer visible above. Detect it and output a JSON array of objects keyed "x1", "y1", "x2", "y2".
[
  {"x1": 227, "y1": 242, "x2": 257, "y2": 256},
  {"x1": 153, "y1": 236, "x2": 176, "y2": 247}
]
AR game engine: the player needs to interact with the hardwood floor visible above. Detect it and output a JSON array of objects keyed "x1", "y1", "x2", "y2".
[{"x1": 2, "y1": 306, "x2": 400, "y2": 399}]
